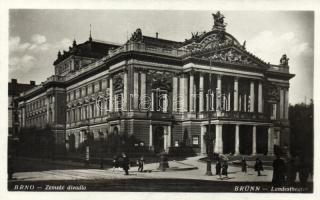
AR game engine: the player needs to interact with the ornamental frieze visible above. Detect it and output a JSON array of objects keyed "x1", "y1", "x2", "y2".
[
  {"x1": 147, "y1": 70, "x2": 173, "y2": 91},
  {"x1": 202, "y1": 49, "x2": 258, "y2": 66}
]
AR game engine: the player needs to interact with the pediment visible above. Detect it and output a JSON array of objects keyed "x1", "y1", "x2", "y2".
[{"x1": 193, "y1": 46, "x2": 267, "y2": 68}]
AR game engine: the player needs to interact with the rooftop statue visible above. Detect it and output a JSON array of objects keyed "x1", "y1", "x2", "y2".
[
  {"x1": 212, "y1": 11, "x2": 226, "y2": 30},
  {"x1": 130, "y1": 28, "x2": 143, "y2": 42},
  {"x1": 280, "y1": 54, "x2": 289, "y2": 66}
]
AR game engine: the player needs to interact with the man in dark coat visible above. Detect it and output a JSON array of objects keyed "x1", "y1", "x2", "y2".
[
  {"x1": 221, "y1": 160, "x2": 228, "y2": 179},
  {"x1": 272, "y1": 155, "x2": 286, "y2": 187},
  {"x1": 254, "y1": 158, "x2": 264, "y2": 176},
  {"x1": 241, "y1": 157, "x2": 247, "y2": 174},
  {"x1": 122, "y1": 152, "x2": 130, "y2": 175},
  {"x1": 215, "y1": 159, "x2": 222, "y2": 178}
]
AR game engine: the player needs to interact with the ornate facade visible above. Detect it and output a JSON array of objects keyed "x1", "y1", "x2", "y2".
[{"x1": 17, "y1": 12, "x2": 294, "y2": 156}]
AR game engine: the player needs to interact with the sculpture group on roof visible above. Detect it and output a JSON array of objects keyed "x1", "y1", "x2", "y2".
[
  {"x1": 204, "y1": 49, "x2": 256, "y2": 66},
  {"x1": 212, "y1": 11, "x2": 226, "y2": 30},
  {"x1": 280, "y1": 54, "x2": 289, "y2": 66},
  {"x1": 130, "y1": 28, "x2": 143, "y2": 42}
]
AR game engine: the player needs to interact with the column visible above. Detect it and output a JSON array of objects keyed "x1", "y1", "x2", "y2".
[
  {"x1": 149, "y1": 124, "x2": 153, "y2": 149},
  {"x1": 189, "y1": 73, "x2": 194, "y2": 112},
  {"x1": 109, "y1": 77, "x2": 113, "y2": 112},
  {"x1": 164, "y1": 127, "x2": 168, "y2": 152},
  {"x1": 214, "y1": 124, "x2": 223, "y2": 154},
  {"x1": 167, "y1": 126, "x2": 171, "y2": 149},
  {"x1": 250, "y1": 81, "x2": 255, "y2": 112},
  {"x1": 244, "y1": 94, "x2": 247, "y2": 112},
  {"x1": 133, "y1": 71, "x2": 139, "y2": 109},
  {"x1": 252, "y1": 125, "x2": 257, "y2": 155},
  {"x1": 227, "y1": 92, "x2": 231, "y2": 111},
  {"x1": 163, "y1": 93, "x2": 168, "y2": 112},
  {"x1": 123, "y1": 70, "x2": 128, "y2": 111},
  {"x1": 179, "y1": 75, "x2": 185, "y2": 112},
  {"x1": 172, "y1": 76, "x2": 178, "y2": 112},
  {"x1": 200, "y1": 125, "x2": 207, "y2": 154},
  {"x1": 140, "y1": 71, "x2": 146, "y2": 110},
  {"x1": 216, "y1": 75, "x2": 221, "y2": 110},
  {"x1": 279, "y1": 89, "x2": 284, "y2": 119},
  {"x1": 284, "y1": 89, "x2": 289, "y2": 119},
  {"x1": 151, "y1": 92, "x2": 154, "y2": 111},
  {"x1": 239, "y1": 95, "x2": 242, "y2": 111},
  {"x1": 235, "y1": 124, "x2": 240, "y2": 155},
  {"x1": 184, "y1": 76, "x2": 188, "y2": 112},
  {"x1": 258, "y1": 81, "x2": 263, "y2": 113},
  {"x1": 52, "y1": 96, "x2": 55, "y2": 123},
  {"x1": 234, "y1": 77, "x2": 238, "y2": 111},
  {"x1": 206, "y1": 92, "x2": 209, "y2": 111},
  {"x1": 267, "y1": 127, "x2": 274, "y2": 156},
  {"x1": 199, "y1": 73, "x2": 204, "y2": 112}
]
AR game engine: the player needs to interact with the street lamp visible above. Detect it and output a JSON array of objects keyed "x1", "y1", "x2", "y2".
[{"x1": 99, "y1": 131, "x2": 104, "y2": 169}]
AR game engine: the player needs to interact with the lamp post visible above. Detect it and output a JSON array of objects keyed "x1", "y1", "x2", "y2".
[
  {"x1": 205, "y1": 57, "x2": 213, "y2": 176},
  {"x1": 99, "y1": 131, "x2": 104, "y2": 169}
]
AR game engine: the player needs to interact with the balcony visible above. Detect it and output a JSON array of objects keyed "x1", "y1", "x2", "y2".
[{"x1": 201, "y1": 110, "x2": 268, "y2": 121}]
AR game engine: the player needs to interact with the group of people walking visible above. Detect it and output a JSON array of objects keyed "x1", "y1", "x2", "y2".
[
  {"x1": 112, "y1": 153, "x2": 145, "y2": 175},
  {"x1": 241, "y1": 157, "x2": 264, "y2": 176},
  {"x1": 216, "y1": 157, "x2": 264, "y2": 179},
  {"x1": 215, "y1": 159, "x2": 229, "y2": 179}
]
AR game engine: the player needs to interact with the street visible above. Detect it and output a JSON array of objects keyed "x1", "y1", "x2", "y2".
[{"x1": 8, "y1": 156, "x2": 313, "y2": 192}]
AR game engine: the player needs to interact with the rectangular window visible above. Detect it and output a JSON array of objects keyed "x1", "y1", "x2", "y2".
[
  {"x1": 79, "y1": 88, "x2": 82, "y2": 98},
  {"x1": 85, "y1": 86, "x2": 88, "y2": 96},
  {"x1": 91, "y1": 104, "x2": 95, "y2": 118},
  {"x1": 85, "y1": 106, "x2": 88, "y2": 119},
  {"x1": 73, "y1": 90, "x2": 76, "y2": 100},
  {"x1": 92, "y1": 83, "x2": 95, "y2": 94},
  {"x1": 99, "y1": 80, "x2": 102, "y2": 91}
]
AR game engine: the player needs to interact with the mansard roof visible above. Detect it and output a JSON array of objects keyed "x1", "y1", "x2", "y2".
[{"x1": 53, "y1": 39, "x2": 121, "y2": 65}]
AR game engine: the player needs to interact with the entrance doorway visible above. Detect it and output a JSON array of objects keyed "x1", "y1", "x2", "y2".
[{"x1": 153, "y1": 126, "x2": 164, "y2": 153}]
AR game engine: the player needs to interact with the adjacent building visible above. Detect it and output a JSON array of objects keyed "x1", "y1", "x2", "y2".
[
  {"x1": 17, "y1": 12, "x2": 294, "y2": 156},
  {"x1": 9, "y1": 79, "x2": 37, "y2": 139}
]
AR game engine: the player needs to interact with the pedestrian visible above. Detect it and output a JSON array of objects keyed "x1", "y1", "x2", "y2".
[
  {"x1": 287, "y1": 156, "x2": 298, "y2": 185},
  {"x1": 298, "y1": 156, "x2": 309, "y2": 187},
  {"x1": 272, "y1": 155, "x2": 286, "y2": 187},
  {"x1": 138, "y1": 156, "x2": 145, "y2": 172},
  {"x1": 122, "y1": 152, "x2": 130, "y2": 175},
  {"x1": 241, "y1": 157, "x2": 247, "y2": 174},
  {"x1": 221, "y1": 160, "x2": 228, "y2": 179},
  {"x1": 215, "y1": 159, "x2": 222, "y2": 178},
  {"x1": 254, "y1": 158, "x2": 264, "y2": 176},
  {"x1": 112, "y1": 155, "x2": 119, "y2": 172}
]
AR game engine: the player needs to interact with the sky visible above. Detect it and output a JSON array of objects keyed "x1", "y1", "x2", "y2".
[{"x1": 9, "y1": 10, "x2": 314, "y2": 105}]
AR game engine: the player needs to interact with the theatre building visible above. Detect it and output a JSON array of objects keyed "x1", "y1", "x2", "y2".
[{"x1": 17, "y1": 12, "x2": 294, "y2": 156}]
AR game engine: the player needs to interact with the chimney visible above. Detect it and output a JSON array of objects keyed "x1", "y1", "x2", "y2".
[
  {"x1": 30, "y1": 81, "x2": 35, "y2": 86},
  {"x1": 11, "y1": 79, "x2": 17, "y2": 84},
  {"x1": 156, "y1": 32, "x2": 159, "y2": 39}
]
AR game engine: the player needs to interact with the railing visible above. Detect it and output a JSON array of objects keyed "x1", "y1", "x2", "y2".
[
  {"x1": 268, "y1": 64, "x2": 289, "y2": 73},
  {"x1": 63, "y1": 42, "x2": 189, "y2": 81},
  {"x1": 46, "y1": 75, "x2": 65, "y2": 82},
  {"x1": 108, "y1": 42, "x2": 189, "y2": 58},
  {"x1": 201, "y1": 110, "x2": 268, "y2": 121}
]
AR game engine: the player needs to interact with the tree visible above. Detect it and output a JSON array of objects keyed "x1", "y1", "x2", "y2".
[{"x1": 289, "y1": 101, "x2": 313, "y2": 173}]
